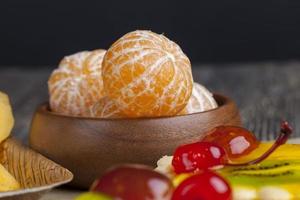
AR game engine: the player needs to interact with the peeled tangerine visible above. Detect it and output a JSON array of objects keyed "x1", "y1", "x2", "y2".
[
  {"x1": 102, "y1": 30, "x2": 193, "y2": 117},
  {"x1": 0, "y1": 91, "x2": 14, "y2": 143},
  {"x1": 48, "y1": 49, "x2": 106, "y2": 116},
  {"x1": 91, "y1": 97, "x2": 123, "y2": 118},
  {"x1": 179, "y1": 82, "x2": 217, "y2": 115}
]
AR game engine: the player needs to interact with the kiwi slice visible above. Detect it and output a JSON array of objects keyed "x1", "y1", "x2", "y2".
[
  {"x1": 216, "y1": 143, "x2": 300, "y2": 198},
  {"x1": 220, "y1": 159, "x2": 300, "y2": 187}
]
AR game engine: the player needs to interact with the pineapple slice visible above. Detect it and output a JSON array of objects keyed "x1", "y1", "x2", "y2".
[
  {"x1": 0, "y1": 91, "x2": 14, "y2": 143},
  {"x1": 0, "y1": 164, "x2": 20, "y2": 191}
]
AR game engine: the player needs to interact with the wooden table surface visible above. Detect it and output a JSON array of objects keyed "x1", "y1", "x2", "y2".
[{"x1": 1, "y1": 62, "x2": 300, "y2": 199}]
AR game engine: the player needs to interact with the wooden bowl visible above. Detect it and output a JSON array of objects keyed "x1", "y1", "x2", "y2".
[
  {"x1": 0, "y1": 139, "x2": 73, "y2": 200},
  {"x1": 29, "y1": 94, "x2": 241, "y2": 189}
]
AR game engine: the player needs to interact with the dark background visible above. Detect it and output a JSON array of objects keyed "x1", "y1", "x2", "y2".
[{"x1": 1, "y1": 0, "x2": 300, "y2": 67}]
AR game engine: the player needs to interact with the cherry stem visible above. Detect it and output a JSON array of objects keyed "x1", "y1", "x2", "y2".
[{"x1": 227, "y1": 121, "x2": 293, "y2": 166}]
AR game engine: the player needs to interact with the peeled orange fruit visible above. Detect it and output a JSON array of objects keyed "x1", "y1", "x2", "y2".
[
  {"x1": 48, "y1": 49, "x2": 106, "y2": 116},
  {"x1": 179, "y1": 83, "x2": 217, "y2": 114},
  {"x1": 91, "y1": 97, "x2": 123, "y2": 118},
  {"x1": 0, "y1": 91, "x2": 14, "y2": 143},
  {"x1": 102, "y1": 30, "x2": 193, "y2": 117}
]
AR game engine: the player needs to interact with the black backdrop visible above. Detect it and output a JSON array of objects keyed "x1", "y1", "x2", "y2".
[{"x1": 1, "y1": 0, "x2": 300, "y2": 67}]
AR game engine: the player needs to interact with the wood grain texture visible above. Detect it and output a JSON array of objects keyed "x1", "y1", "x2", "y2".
[
  {"x1": 0, "y1": 139, "x2": 73, "y2": 200},
  {"x1": 0, "y1": 63, "x2": 299, "y2": 140}
]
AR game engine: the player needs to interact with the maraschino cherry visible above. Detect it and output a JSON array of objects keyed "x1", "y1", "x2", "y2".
[
  {"x1": 172, "y1": 121, "x2": 293, "y2": 173},
  {"x1": 172, "y1": 142, "x2": 226, "y2": 174},
  {"x1": 202, "y1": 125, "x2": 259, "y2": 159},
  {"x1": 172, "y1": 170, "x2": 232, "y2": 200}
]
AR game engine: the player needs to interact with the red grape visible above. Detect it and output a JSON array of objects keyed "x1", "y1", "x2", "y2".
[{"x1": 91, "y1": 164, "x2": 173, "y2": 200}]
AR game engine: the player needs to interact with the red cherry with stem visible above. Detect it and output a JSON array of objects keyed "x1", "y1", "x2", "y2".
[
  {"x1": 172, "y1": 121, "x2": 292, "y2": 173},
  {"x1": 202, "y1": 126, "x2": 259, "y2": 159},
  {"x1": 172, "y1": 142, "x2": 226, "y2": 174},
  {"x1": 171, "y1": 170, "x2": 232, "y2": 200},
  {"x1": 228, "y1": 120, "x2": 293, "y2": 166}
]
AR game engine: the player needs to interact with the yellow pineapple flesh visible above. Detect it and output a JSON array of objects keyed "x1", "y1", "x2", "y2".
[
  {"x1": 0, "y1": 91, "x2": 14, "y2": 143},
  {"x1": 0, "y1": 91, "x2": 20, "y2": 192},
  {"x1": 0, "y1": 164, "x2": 20, "y2": 191}
]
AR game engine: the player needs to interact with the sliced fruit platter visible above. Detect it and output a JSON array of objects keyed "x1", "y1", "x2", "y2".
[{"x1": 0, "y1": 92, "x2": 73, "y2": 200}]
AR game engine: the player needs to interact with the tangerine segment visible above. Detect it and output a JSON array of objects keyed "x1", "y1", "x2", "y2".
[
  {"x1": 179, "y1": 82, "x2": 217, "y2": 115},
  {"x1": 48, "y1": 49, "x2": 106, "y2": 116},
  {"x1": 91, "y1": 96, "x2": 123, "y2": 118},
  {"x1": 102, "y1": 30, "x2": 193, "y2": 117}
]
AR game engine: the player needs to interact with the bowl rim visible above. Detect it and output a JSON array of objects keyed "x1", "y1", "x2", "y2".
[{"x1": 36, "y1": 93, "x2": 236, "y2": 121}]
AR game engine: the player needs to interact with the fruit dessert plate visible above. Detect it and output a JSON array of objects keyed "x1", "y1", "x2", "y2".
[
  {"x1": 74, "y1": 121, "x2": 299, "y2": 200},
  {"x1": 155, "y1": 122, "x2": 298, "y2": 199},
  {"x1": 0, "y1": 91, "x2": 73, "y2": 200}
]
